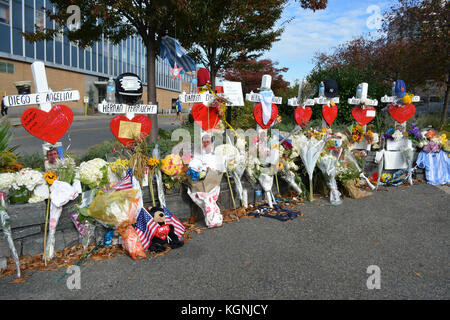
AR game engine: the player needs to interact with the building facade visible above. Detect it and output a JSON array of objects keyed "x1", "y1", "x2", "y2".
[{"x1": 0, "y1": 0, "x2": 193, "y2": 114}]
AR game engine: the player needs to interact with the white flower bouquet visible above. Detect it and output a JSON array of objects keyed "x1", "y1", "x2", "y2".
[{"x1": 78, "y1": 158, "x2": 109, "y2": 190}]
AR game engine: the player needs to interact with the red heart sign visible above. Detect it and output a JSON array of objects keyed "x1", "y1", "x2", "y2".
[
  {"x1": 388, "y1": 103, "x2": 416, "y2": 124},
  {"x1": 154, "y1": 225, "x2": 170, "y2": 241},
  {"x1": 322, "y1": 104, "x2": 338, "y2": 126},
  {"x1": 294, "y1": 106, "x2": 312, "y2": 127},
  {"x1": 352, "y1": 105, "x2": 376, "y2": 126},
  {"x1": 110, "y1": 115, "x2": 152, "y2": 147},
  {"x1": 253, "y1": 103, "x2": 279, "y2": 129},
  {"x1": 192, "y1": 103, "x2": 221, "y2": 132},
  {"x1": 21, "y1": 105, "x2": 73, "y2": 145}
]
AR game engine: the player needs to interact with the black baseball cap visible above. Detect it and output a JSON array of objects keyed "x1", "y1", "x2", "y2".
[{"x1": 324, "y1": 79, "x2": 338, "y2": 98}]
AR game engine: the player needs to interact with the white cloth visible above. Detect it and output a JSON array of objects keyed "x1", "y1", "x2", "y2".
[{"x1": 260, "y1": 90, "x2": 274, "y2": 125}]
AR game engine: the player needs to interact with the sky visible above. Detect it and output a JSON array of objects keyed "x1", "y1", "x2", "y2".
[{"x1": 262, "y1": 0, "x2": 395, "y2": 85}]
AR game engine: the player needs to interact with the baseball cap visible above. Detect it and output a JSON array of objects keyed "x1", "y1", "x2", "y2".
[
  {"x1": 323, "y1": 79, "x2": 338, "y2": 98},
  {"x1": 395, "y1": 80, "x2": 406, "y2": 98}
]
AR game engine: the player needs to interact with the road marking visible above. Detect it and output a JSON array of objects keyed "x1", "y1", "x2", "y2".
[{"x1": 12, "y1": 127, "x2": 109, "y2": 141}]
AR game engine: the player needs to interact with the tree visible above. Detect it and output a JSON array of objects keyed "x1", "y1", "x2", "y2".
[
  {"x1": 24, "y1": 0, "x2": 189, "y2": 142},
  {"x1": 382, "y1": 0, "x2": 449, "y2": 129},
  {"x1": 307, "y1": 65, "x2": 389, "y2": 128},
  {"x1": 219, "y1": 59, "x2": 289, "y2": 96},
  {"x1": 179, "y1": 0, "x2": 327, "y2": 88}
]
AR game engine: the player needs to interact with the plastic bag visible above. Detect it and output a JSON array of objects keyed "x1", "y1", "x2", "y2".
[
  {"x1": 118, "y1": 222, "x2": 146, "y2": 260},
  {"x1": 87, "y1": 189, "x2": 139, "y2": 227}
]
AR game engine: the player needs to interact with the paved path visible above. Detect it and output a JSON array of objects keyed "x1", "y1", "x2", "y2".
[{"x1": 0, "y1": 183, "x2": 448, "y2": 300}]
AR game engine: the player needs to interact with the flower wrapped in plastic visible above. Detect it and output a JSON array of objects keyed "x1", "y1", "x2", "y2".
[
  {"x1": 293, "y1": 133, "x2": 326, "y2": 202},
  {"x1": 214, "y1": 143, "x2": 247, "y2": 207},
  {"x1": 160, "y1": 154, "x2": 184, "y2": 176},
  {"x1": 317, "y1": 136, "x2": 344, "y2": 205},
  {"x1": 0, "y1": 192, "x2": 21, "y2": 278},
  {"x1": 187, "y1": 149, "x2": 225, "y2": 228},
  {"x1": 317, "y1": 154, "x2": 342, "y2": 206},
  {"x1": 86, "y1": 184, "x2": 146, "y2": 260},
  {"x1": 278, "y1": 138, "x2": 303, "y2": 196},
  {"x1": 401, "y1": 146, "x2": 415, "y2": 185}
]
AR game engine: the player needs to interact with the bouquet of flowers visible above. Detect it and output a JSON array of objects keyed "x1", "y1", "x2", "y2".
[
  {"x1": 0, "y1": 168, "x2": 48, "y2": 204},
  {"x1": 416, "y1": 128, "x2": 447, "y2": 153},
  {"x1": 293, "y1": 132, "x2": 326, "y2": 202},
  {"x1": 78, "y1": 158, "x2": 109, "y2": 190},
  {"x1": 384, "y1": 127, "x2": 404, "y2": 142},
  {"x1": 317, "y1": 136, "x2": 343, "y2": 205},
  {"x1": 278, "y1": 134, "x2": 303, "y2": 196},
  {"x1": 109, "y1": 158, "x2": 130, "y2": 180},
  {"x1": 401, "y1": 145, "x2": 415, "y2": 185},
  {"x1": 54, "y1": 156, "x2": 76, "y2": 184},
  {"x1": 215, "y1": 142, "x2": 247, "y2": 207},
  {"x1": 352, "y1": 125, "x2": 365, "y2": 143}
]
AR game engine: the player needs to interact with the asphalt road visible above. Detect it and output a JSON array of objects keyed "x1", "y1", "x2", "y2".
[
  {"x1": 10, "y1": 115, "x2": 186, "y2": 156},
  {"x1": 0, "y1": 183, "x2": 449, "y2": 300}
]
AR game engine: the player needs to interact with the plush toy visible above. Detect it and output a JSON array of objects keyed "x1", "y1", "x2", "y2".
[{"x1": 147, "y1": 207, "x2": 184, "y2": 253}]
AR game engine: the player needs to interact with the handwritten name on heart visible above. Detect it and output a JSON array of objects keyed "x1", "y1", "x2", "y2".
[
  {"x1": 352, "y1": 105, "x2": 376, "y2": 126},
  {"x1": 294, "y1": 106, "x2": 312, "y2": 127},
  {"x1": 192, "y1": 103, "x2": 221, "y2": 132},
  {"x1": 253, "y1": 103, "x2": 278, "y2": 129},
  {"x1": 388, "y1": 103, "x2": 416, "y2": 123},
  {"x1": 21, "y1": 105, "x2": 73, "y2": 145},
  {"x1": 110, "y1": 115, "x2": 152, "y2": 146}
]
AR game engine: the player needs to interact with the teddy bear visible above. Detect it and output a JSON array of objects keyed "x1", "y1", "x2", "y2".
[{"x1": 148, "y1": 207, "x2": 184, "y2": 253}]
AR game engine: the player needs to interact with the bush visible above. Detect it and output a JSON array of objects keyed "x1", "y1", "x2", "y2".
[{"x1": 17, "y1": 152, "x2": 45, "y2": 171}]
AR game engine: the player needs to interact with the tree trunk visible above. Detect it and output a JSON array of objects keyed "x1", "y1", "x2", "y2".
[
  {"x1": 145, "y1": 40, "x2": 159, "y2": 143},
  {"x1": 439, "y1": 73, "x2": 449, "y2": 130}
]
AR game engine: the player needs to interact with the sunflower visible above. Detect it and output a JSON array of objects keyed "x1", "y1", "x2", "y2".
[{"x1": 44, "y1": 171, "x2": 57, "y2": 185}]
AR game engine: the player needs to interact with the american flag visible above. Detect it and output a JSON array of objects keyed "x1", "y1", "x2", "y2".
[
  {"x1": 163, "y1": 206, "x2": 185, "y2": 239},
  {"x1": 133, "y1": 207, "x2": 158, "y2": 250},
  {"x1": 112, "y1": 168, "x2": 133, "y2": 191}
]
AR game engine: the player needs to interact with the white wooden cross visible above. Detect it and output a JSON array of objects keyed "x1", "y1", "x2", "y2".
[
  {"x1": 348, "y1": 82, "x2": 379, "y2": 151},
  {"x1": 378, "y1": 81, "x2": 419, "y2": 184},
  {"x1": 380, "y1": 81, "x2": 420, "y2": 130},
  {"x1": 287, "y1": 81, "x2": 315, "y2": 109},
  {"x1": 2, "y1": 61, "x2": 80, "y2": 111},
  {"x1": 311, "y1": 81, "x2": 340, "y2": 128},
  {"x1": 97, "y1": 100, "x2": 158, "y2": 120},
  {"x1": 244, "y1": 74, "x2": 283, "y2": 208}
]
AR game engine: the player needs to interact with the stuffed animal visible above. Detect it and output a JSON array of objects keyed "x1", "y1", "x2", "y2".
[{"x1": 148, "y1": 207, "x2": 184, "y2": 253}]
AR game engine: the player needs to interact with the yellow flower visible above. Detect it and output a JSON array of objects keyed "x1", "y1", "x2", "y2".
[
  {"x1": 147, "y1": 157, "x2": 160, "y2": 167},
  {"x1": 44, "y1": 171, "x2": 57, "y2": 185},
  {"x1": 277, "y1": 161, "x2": 284, "y2": 171},
  {"x1": 439, "y1": 134, "x2": 447, "y2": 145},
  {"x1": 322, "y1": 128, "x2": 328, "y2": 133}
]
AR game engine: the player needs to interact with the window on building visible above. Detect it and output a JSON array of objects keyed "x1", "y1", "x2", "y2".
[
  {"x1": 35, "y1": 10, "x2": 45, "y2": 31},
  {"x1": 0, "y1": 61, "x2": 14, "y2": 74},
  {"x1": 0, "y1": 0, "x2": 9, "y2": 25}
]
